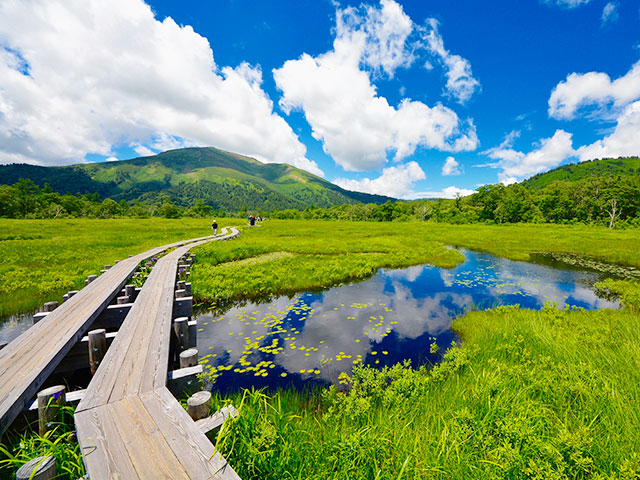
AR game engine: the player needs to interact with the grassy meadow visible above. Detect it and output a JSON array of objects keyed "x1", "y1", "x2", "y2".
[
  {"x1": 0, "y1": 218, "x2": 236, "y2": 317},
  {"x1": 1, "y1": 219, "x2": 640, "y2": 479}
]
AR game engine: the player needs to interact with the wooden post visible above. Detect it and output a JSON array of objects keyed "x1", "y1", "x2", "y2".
[
  {"x1": 185, "y1": 282, "x2": 192, "y2": 296},
  {"x1": 175, "y1": 289, "x2": 186, "y2": 299},
  {"x1": 176, "y1": 280, "x2": 186, "y2": 291},
  {"x1": 16, "y1": 455, "x2": 57, "y2": 480},
  {"x1": 187, "y1": 391, "x2": 211, "y2": 421},
  {"x1": 125, "y1": 284, "x2": 136, "y2": 297},
  {"x1": 173, "y1": 317, "x2": 189, "y2": 354},
  {"x1": 104, "y1": 264, "x2": 112, "y2": 270},
  {"x1": 88, "y1": 329, "x2": 107, "y2": 375},
  {"x1": 43, "y1": 301, "x2": 58, "y2": 312},
  {"x1": 62, "y1": 293, "x2": 69, "y2": 303},
  {"x1": 179, "y1": 348, "x2": 198, "y2": 368},
  {"x1": 37, "y1": 385, "x2": 66, "y2": 435},
  {"x1": 87, "y1": 274, "x2": 97, "y2": 284},
  {"x1": 116, "y1": 296, "x2": 130, "y2": 305},
  {"x1": 67, "y1": 290, "x2": 78, "y2": 298}
]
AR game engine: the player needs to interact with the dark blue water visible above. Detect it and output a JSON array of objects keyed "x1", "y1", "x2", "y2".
[{"x1": 195, "y1": 249, "x2": 618, "y2": 394}]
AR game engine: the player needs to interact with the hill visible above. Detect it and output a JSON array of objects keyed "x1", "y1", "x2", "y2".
[
  {"x1": 0, "y1": 147, "x2": 392, "y2": 211},
  {"x1": 521, "y1": 156, "x2": 640, "y2": 189}
]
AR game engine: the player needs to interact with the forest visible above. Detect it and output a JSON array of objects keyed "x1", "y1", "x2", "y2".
[{"x1": 1, "y1": 168, "x2": 639, "y2": 228}]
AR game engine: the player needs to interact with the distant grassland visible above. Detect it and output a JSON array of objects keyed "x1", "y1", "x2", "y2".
[
  {"x1": 2, "y1": 219, "x2": 640, "y2": 318},
  {"x1": 0, "y1": 218, "x2": 235, "y2": 317}
]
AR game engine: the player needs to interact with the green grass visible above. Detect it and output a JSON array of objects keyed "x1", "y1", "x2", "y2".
[{"x1": 0, "y1": 218, "x2": 237, "y2": 318}]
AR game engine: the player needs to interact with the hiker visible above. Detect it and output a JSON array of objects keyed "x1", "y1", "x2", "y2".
[{"x1": 211, "y1": 219, "x2": 218, "y2": 235}]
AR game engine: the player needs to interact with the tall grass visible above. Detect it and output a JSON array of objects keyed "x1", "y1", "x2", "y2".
[
  {"x1": 0, "y1": 218, "x2": 237, "y2": 317},
  {"x1": 0, "y1": 406, "x2": 84, "y2": 479}
]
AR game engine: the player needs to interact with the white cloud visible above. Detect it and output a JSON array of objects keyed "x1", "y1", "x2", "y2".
[
  {"x1": 414, "y1": 186, "x2": 475, "y2": 199},
  {"x1": 484, "y1": 130, "x2": 575, "y2": 180},
  {"x1": 132, "y1": 145, "x2": 157, "y2": 157},
  {"x1": 548, "y1": 61, "x2": 640, "y2": 120},
  {"x1": 106, "y1": 156, "x2": 119, "y2": 162},
  {"x1": 420, "y1": 19, "x2": 481, "y2": 104},
  {"x1": 601, "y1": 2, "x2": 619, "y2": 26},
  {"x1": 0, "y1": 0, "x2": 322, "y2": 175},
  {"x1": 333, "y1": 161, "x2": 426, "y2": 198},
  {"x1": 577, "y1": 100, "x2": 640, "y2": 160},
  {"x1": 543, "y1": 0, "x2": 592, "y2": 8},
  {"x1": 441, "y1": 156, "x2": 462, "y2": 176},
  {"x1": 273, "y1": 0, "x2": 478, "y2": 172},
  {"x1": 339, "y1": 0, "x2": 415, "y2": 77}
]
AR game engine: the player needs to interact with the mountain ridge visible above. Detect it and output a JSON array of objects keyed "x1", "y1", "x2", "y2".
[{"x1": 0, "y1": 147, "x2": 393, "y2": 210}]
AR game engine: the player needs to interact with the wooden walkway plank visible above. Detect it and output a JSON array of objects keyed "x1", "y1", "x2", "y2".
[{"x1": 75, "y1": 405, "x2": 140, "y2": 480}]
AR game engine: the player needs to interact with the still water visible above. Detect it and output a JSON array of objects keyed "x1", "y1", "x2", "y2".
[{"x1": 194, "y1": 249, "x2": 619, "y2": 394}]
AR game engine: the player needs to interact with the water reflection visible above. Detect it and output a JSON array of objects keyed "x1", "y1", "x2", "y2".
[{"x1": 195, "y1": 249, "x2": 618, "y2": 394}]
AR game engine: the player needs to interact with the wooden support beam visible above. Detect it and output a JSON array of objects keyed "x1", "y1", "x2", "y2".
[
  {"x1": 16, "y1": 455, "x2": 57, "y2": 480},
  {"x1": 179, "y1": 348, "x2": 198, "y2": 368},
  {"x1": 88, "y1": 329, "x2": 107, "y2": 375},
  {"x1": 37, "y1": 385, "x2": 66, "y2": 435},
  {"x1": 187, "y1": 391, "x2": 211, "y2": 421},
  {"x1": 196, "y1": 405, "x2": 238, "y2": 434}
]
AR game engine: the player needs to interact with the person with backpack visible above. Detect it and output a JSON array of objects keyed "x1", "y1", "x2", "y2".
[{"x1": 211, "y1": 219, "x2": 218, "y2": 235}]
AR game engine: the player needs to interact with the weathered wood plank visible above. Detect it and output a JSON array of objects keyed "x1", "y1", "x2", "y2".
[
  {"x1": 75, "y1": 404, "x2": 140, "y2": 480},
  {"x1": 195, "y1": 405, "x2": 239, "y2": 434},
  {"x1": 141, "y1": 388, "x2": 241, "y2": 480}
]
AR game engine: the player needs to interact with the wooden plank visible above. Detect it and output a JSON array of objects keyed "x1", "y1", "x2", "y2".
[
  {"x1": 167, "y1": 365, "x2": 203, "y2": 381},
  {"x1": 109, "y1": 396, "x2": 189, "y2": 480},
  {"x1": 29, "y1": 389, "x2": 86, "y2": 411},
  {"x1": 196, "y1": 405, "x2": 239, "y2": 434},
  {"x1": 141, "y1": 388, "x2": 241, "y2": 480},
  {"x1": 75, "y1": 404, "x2": 140, "y2": 480}
]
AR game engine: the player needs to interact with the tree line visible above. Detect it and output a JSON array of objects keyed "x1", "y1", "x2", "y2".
[{"x1": 1, "y1": 172, "x2": 639, "y2": 228}]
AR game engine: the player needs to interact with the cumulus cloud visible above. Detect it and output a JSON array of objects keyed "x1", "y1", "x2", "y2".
[
  {"x1": 414, "y1": 186, "x2": 475, "y2": 199},
  {"x1": 273, "y1": 0, "x2": 478, "y2": 172},
  {"x1": 441, "y1": 156, "x2": 462, "y2": 176},
  {"x1": 420, "y1": 19, "x2": 481, "y2": 104},
  {"x1": 484, "y1": 130, "x2": 575, "y2": 181},
  {"x1": 577, "y1": 101, "x2": 640, "y2": 160},
  {"x1": 548, "y1": 61, "x2": 640, "y2": 120},
  {"x1": 0, "y1": 0, "x2": 322, "y2": 175},
  {"x1": 601, "y1": 2, "x2": 619, "y2": 26},
  {"x1": 333, "y1": 161, "x2": 426, "y2": 198}
]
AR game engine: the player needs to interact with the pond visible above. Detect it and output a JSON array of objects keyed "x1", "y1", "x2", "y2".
[
  {"x1": 194, "y1": 248, "x2": 619, "y2": 394},
  {"x1": 0, "y1": 248, "x2": 620, "y2": 390}
]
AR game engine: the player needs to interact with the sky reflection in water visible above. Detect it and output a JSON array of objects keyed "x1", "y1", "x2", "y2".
[{"x1": 195, "y1": 249, "x2": 618, "y2": 394}]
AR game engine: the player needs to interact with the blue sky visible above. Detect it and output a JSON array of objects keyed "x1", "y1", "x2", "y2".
[{"x1": 0, "y1": 0, "x2": 639, "y2": 198}]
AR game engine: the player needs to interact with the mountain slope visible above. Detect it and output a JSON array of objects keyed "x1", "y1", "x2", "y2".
[
  {"x1": 521, "y1": 156, "x2": 640, "y2": 189},
  {"x1": 0, "y1": 147, "x2": 393, "y2": 210}
]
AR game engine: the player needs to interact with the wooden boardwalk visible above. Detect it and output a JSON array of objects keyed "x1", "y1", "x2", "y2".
[
  {"x1": 75, "y1": 228, "x2": 241, "y2": 479},
  {"x1": 0, "y1": 232, "x2": 221, "y2": 439}
]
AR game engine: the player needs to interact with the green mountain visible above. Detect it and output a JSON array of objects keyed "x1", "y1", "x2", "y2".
[
  {"x1": 521, "y1": 156, "x2": 640, "y2": 189},
  {"x1": 0, "y1": 147, "x2": 392, "y2": 211}
]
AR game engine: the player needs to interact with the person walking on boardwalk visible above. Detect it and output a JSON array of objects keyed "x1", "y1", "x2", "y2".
[{"x1": 211, "y1": 219, "x2": 218, "y2": 236}]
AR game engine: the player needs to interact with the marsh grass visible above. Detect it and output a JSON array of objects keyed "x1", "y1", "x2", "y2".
[
  {"x1": 0, "y1": 406, "x2": 84, "y2": 480},
  {"x1": 212, "y1": 306, "x2": 640, "y2": 479},
  {"x1": 0, "y1": 218, "x2": 237, "y2": 318}
]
